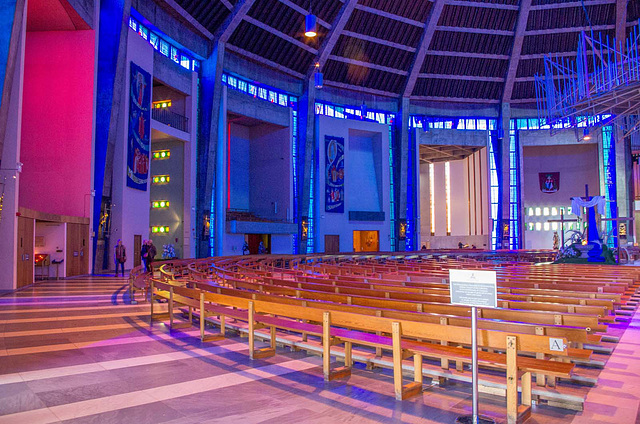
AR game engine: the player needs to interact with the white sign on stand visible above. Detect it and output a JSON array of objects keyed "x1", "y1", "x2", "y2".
[
  {"x1": 450, "y1": 269, "x2": 497, "y2": 424},
  {"x1": 449, "y1": 269, "x2": 498, "y2": 309}
]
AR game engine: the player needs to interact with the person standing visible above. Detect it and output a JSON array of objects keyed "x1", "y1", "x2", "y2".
[
  {"x1": 147, "y1": 239, "x2": 157, "y2": 273},
  {"x1": 141, "y1": 240, "x2": 148, "y2": 272},
  {"x1": 114, "y1": 239, "x2": 127, "y2": 277},
  {"x1": 258, "y1": 241, "x2": 266, "y2": 254}
]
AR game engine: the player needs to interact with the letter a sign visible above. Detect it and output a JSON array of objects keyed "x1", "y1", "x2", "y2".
[{"x1": 549, "y1": 338, "x2": 564, "y2": 352}]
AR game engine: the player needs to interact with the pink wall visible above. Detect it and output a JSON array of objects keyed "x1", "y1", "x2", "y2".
[{"x1": 19, "y1": 30, "x2": 95, "y2": 217}]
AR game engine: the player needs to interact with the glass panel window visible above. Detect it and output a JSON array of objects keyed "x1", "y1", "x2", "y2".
[
  {"x1": 171, "y1": 46, "x2": 179, "y2": 63},
  {"x1": 159, "y1": 40, "x2": 169, "y2": 57},
  {"x1": 180, "y1": 55, "x2": 190, "y2": 69},
  {"x1": 149, "y1": 33, "x2": 159, "y2": 50}
]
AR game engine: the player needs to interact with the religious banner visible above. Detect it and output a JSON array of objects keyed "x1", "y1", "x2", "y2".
[
  {"x1": 539, "y1": 172, "x2": 560, "y2": 193},
  {"x1": 126, "y1": 62, "x2": 151, "y2": 191},
  {"x1": 325, "y1": 135, "x2": 344, "y2": 213}
]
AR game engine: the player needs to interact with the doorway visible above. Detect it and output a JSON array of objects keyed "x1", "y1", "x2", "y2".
[
  {"x1": 353, "y1": 230, "x2": 379, "y2": 252},
  {"x1": 324, "y1": 235, "x2": 340, "y2": 253},
  {"x1": 17, "y1": 216, "x2": 35, "y2": 288},
  {"x1": 133, "y1": 235, "x2": 142, "y2": 267},
  {"x1": 247, "y1": 234, "x2": 271, "y2": 254}
]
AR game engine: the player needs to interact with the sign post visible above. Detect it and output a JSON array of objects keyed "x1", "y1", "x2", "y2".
[{"x1": 450, "y1": 269, "x2": 497, "y2": 424}]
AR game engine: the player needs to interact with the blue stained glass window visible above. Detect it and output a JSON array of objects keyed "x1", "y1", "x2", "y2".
[
  {"x1": 269, "y1": 91, "x2": 277, "y2": 103},
  {"x1": 278, "y1": 93, "x2": 288, "y2": 106},
  {"x1": 180, "y1": 55, "x2": 190, "y2": 69},
  {"x1": 228, "y1": 76, "x2": 237, "y2": 88},
  {"x1": 149, "y1": 33, "x2": 159, "y2": 50},
  {"x1": 159, "y1": 40, "x2": 169, "y2": 57},
  {"x1": 248, "y1": 84, "x2": 257, "y2": 96},
  {"x1": 138, "y1": 25, "x2": 148, "y2": 40},
  {"x1": 238, "y1": 80, "x2": 247, "y2": 92},
  {"x1": 258, "y1": 87, "x2": 267, "y2": 100},
  {"x1": 129, "y1": 18, "x2": 137, "y2": 31},
  {"x1": 171, "y1": 47, "x2": 179, "y2": 63}
]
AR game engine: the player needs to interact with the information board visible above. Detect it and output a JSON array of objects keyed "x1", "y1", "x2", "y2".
[{"x1": 449, "y1": 269, "x2": 497, "y2": 309}]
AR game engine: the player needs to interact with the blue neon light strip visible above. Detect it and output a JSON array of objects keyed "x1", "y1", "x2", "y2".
[
  {"x1": 602, "y1": 126, "x2": 617, "y2": 248},
  {"x1": 489, "y1": 133, "x2": 500, "y2": 250}
]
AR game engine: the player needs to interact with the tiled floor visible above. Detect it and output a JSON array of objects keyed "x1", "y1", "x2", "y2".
[{"x1": 0, "y1": 276, "x2": 639, "y2": 423}]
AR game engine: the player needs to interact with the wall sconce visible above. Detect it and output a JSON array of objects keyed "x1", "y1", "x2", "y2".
[{"x1": 152, "y1": 175, "x2": 170, "y2": 184}]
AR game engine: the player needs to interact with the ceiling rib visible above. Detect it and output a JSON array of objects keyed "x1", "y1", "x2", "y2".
[
  {"x1": 426, "y1": 50, "x2": 510, "y2": 60},
  {"x1": 225, "y1": 44, "x2": 305, "y2": 78},
  {"x1": 418, "y1": 73, "x2": 505, "y2": 83},
  {"x1": 446, "y1": 0, "x2": 519, "y2": 10},
  {"x1": 436, "y1": 26, "x2": 514, "y2": 36},
  {"x1": 277, "y1": 0, "x2": 332, "y2": 28},
  {"x1": 342, "y1": 30, "x2": 417, "y2": 52},
  {"x1": 328, "y1": 55, "x2": 408, "y2": 75},
  {"x1": 502, "y1": 0, "x2": 532, "y2": 104},
  {"x1": 615, "y1": 0, "x2": 627, "y2": 44},
  {"x1": 354, "y1": 4, "x2": 423, "y2": 27},
  {"x1": 312, "y1": 0, "x2": 358, "y2": 74},
  {"x1": 214, "y1": 0, "x2": 256, "y2": 44},
  {"x1": 524, "y1": 24, "x2": 614, "y2": 36},
  {"x1": 220, "y1": 0, "x2": 233, "y2": 10},
  {"x1": 412, "y1": 96, "x2": 501, "y2": 104},
  {"x1": 322, "y1": 79, "x2": 398, "y2": 97},
  {"x1": 530, "y1": 0, "x2": 615, "y2": 10},
  {"x1": 403, "y1": 0, "x2": 447, "y2": 98},
  {"x1": 243, "y1": 16, "x2": 317, "y2": 53}
]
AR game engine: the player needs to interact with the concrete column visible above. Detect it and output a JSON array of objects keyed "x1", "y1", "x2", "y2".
[
  {"x1": 397, "y1": 97, "x2": 410, "y2": 251},
  {"x1": 0, "y1": 0, "x2": 26, "y2": 292},
  {"x1": 196, "y1": 42, "x2": 225, "y2": 258},
  {"x1": 298, "y1": 77, "x2": 316, "y2": 253},
  {"x1": 615, "y1": 126, "x2": 634, "y2": 243},
  {"x1": 500, "y1": 103, "x2": 512, "y2": 249}
]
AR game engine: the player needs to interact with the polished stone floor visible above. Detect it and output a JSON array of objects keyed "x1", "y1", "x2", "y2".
[{"x1": 0, "y1": 276, "x2": 639, "y2": 423}]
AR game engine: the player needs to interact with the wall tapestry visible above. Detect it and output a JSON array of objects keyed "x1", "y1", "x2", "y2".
[
  {"x1": 325, "y1": 135, "x2": 344, "y2": 213},
  {"x1": 127, "y1": 62, "x2": 151, "y2": 190}
]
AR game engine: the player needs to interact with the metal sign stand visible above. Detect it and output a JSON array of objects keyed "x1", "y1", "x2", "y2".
[{"x1": 450, "y1": 269, "x2": 497, "y2": 424}]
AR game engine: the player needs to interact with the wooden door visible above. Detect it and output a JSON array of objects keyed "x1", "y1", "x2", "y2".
[
  {"x1": 324, "y1": 235, "x2": 340, "y2": 253},
  {"x1": 17, "y1": 216, "x2": 34, "y2": 288},
  {"x1": 66, "y1": 223, "x2": 89, "y2": 277},
  {"x1": 133, "y1": 235, "x2": 142, "y2": 267},
  {"x1": 248, "y1": 234, "x2": 261, "y2": 254}
]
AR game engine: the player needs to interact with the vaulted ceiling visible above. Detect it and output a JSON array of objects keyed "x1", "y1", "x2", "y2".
[{"x1": 172, "y1": 0, "x2": 639, "y2": 105}]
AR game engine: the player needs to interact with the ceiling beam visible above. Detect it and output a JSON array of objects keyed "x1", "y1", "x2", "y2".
[
  {"x1": 244, "y1": 16, "x2": 317, "y2": 54},
  {"x1": 322, "y1": 80, "x2": 399, "y2": 98},
  {"x1": 328, "y1": 54, "x2": 408, "y2": 75},
  {"x1": 402, "y1": 0, "x2": 447, "y2": 97},
  {"x1": 277, "y1": 0, "x2": 332, "y2": 28},
  {"x1": 225, "y1": 44, "x2": 305, "y2": 78},
  {"x1": 418, "y1": 73, "x2": 505, "y2": 82},
  {"x1": 524, "y1": 24, "x2": 614, "y2": 36},
  {"x1": 213, "y1": 0, "x2": 256, "y2": 44},
  {"x1": 220, "y1": 0, "x2": 233, "y2": 11},
  {"x1": 502, "y1": 0, "x2": 532, "y2": 104},
  {"x1": 530, "y1": 0, "x2": 615, "y2": 10},
  {"x1": 411, "y1": 95, "x2": 501, "y2": 104},
  {"x1": 162, "y1": 0, "x2": 214, "y2": 41},
  {"x1": 446, "y1": 0, "x2": 519, "y2": 10},
  {"x1": 311, "y1": 0, "x2": 358, "y2": 74},
  {"x1": 342, "y1": 30, "x2": 417, "y2": 52},
  {"x1": 436, "y1": 26, "x2": 514, "y2": 36},
  {"x1": 425, "y1": 50, "x2": 510, "y2": 60},
  {"x1": 615, "y1": 0, "x2": 628, "y2": 45},
  {"x1": 354, "y1": 4, "x2": 423, "y2": 27}
]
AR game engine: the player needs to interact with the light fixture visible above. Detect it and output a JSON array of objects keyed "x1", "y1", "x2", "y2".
[
  {"x1": 314, "y1": 64, "x2": 323, "y2": 89},
  {"x1": 583, "y1": 128, "x2": 591, "y2": 141},
  {"x1": 305, "y1": 14, "x2": 317, "y2": 37}
]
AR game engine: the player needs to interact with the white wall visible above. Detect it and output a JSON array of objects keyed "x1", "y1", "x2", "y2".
[
  {"x1": 315, "y1": 115, "x2": 391, "y2": 253},
  {"x1": 420, "y1": 150, "x2": 490, "y2": 249},
  {"x1": 271, "y1": 235, "x2": 292, "y2": 254},
  {"x1": 229, "y1": 122, "x2": 250, "y2": 211},
  {"x1": 35, "y1": 222, "x2": 66, "y2": 278}
]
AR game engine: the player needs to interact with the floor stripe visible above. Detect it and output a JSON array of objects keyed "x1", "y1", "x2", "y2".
[
  {"x1": 1, "y1": 319, "x2": 152, "y2": 338},
  {"x1": 0, "y1": 327, "x2": 200, "y2": 357},
  {"x1": 0, "y1": 357, "x2": 320, "y2": 423},
  {"x1": 0, "y1": 310, "x2": 149, "y2": 324},
  {"x1": 0, "y1": 342, "x2": 247, "y2": 385},
  {"x1": 0, "y1": 304, "x2": 148, "y2": 315}
]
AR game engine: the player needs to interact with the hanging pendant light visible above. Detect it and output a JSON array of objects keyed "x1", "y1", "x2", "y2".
[
  {"x1": 314, "y1": 62, "x2": 323, "y2": 88},
  {"x1": 305, "y1": 14, "x2": 317, "y2": 37}
]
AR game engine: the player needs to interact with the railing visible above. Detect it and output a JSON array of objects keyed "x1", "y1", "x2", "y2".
[{"x1": 152, "y1": 108, "x2": 189, "y2": 133}]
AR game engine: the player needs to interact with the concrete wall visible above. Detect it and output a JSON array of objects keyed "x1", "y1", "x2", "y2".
[
  {"x1": 35, "y1": 221, "x2": 66, "y2": 278},
  {"x1": 19, "y1": 30, "x2": 95, "y2": 218},
  {"x1": 229, "y1": 122, "x2": 250, "y2": 211},
  {"x1": 110, "y1": 29, "x2": 154, "y2": 268},
  {"x1": 249, "y1": 123, "x2": 291, "y2": 221},
  {"x1": 522, "y1": 143, "x2": 600, "y2": 249},
  {"x1": 315, "y1": 115, "x2": 391, "y2": 253},
  {"x1": 349, "y1": 130, "x2": 382, "y2": 212}
]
